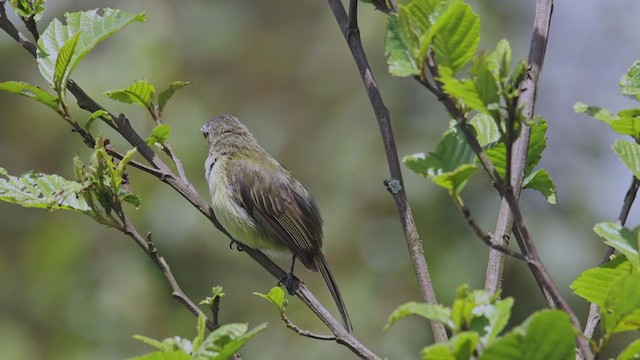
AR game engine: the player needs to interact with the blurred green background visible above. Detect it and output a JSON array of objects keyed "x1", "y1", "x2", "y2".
[{"x1": 1, "y1": 0, "x2": 640, "y2": 358}]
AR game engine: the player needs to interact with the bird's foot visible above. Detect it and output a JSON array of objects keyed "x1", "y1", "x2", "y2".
[
  {"x1": 278, "y1": 272, "x2": 296, "y2": 295},
  {"x1": 228, "y1": 239, "x2": 244, "y2": 252}
]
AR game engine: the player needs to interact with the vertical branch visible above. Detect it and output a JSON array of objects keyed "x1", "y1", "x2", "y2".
[
  {"x1": 326, "y1": 0, "x2": 448, "y2": 343},
  {"x1": 484, "y1": 0, "x2": 553, "y2": 294}
]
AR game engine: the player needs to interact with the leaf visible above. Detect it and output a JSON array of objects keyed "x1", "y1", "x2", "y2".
[
  {"x1": 385, "y1": 15, "x2": 421, "y2": 77},
  {"x1": 523, "y1": 169, "x2": 558, "y2": 204},
  {"x1": 421, "y1": 332, "x2": 478, "y2": 360},
  {"x1": 593, "y1": 222, "x2": 639, "y2": 267},
  {"x1": 613, "y1": 140, "x2": 640, "y2": 180},
  {"x1": 85, "y1": 109, "x2": 112, "y2": 130},
  {"x1": 573, "y1": 102, "x2": 618, "y2": 124},
  {"x1": 439, "y1": 66, "x2": 488, "y2": 114},
  {"x1": 620, "y1": 60, "x2": 640, "y2": 100},
  {"x1": 146, "y1": 124, "x2": 171, "y2": 146},
  {"x1": 618, "y1": 338, "x2": 640, "y2": 360},
  {"x1": 54, "y1": 32, "x2": 80, "y2": 94},
  {"x1": 470, "y1": 113, "x2": 500, "y2": 146},
  {"x1": 487, "y1": 39, "x2": 511, "y2": 82},
  {"x1": 254, "y1": 287, "x2": 287, "y2": 313},
  {"x1": 9, "y1": 0, "x2": 46, "y2": 20},
  {"x1": 430, "y1": 2, "x2": 480, "y2": 74},
  {"x1": 471, "y1": 52, "x2": 500, "y2": 116},
  {"x1": 481, "y1": 297, "x2": 514, "y2": 346},
  {"x1": 158, "y1": 81, "x2": 192, "y2": 115},
  {"x1": 195, "y1": 323, "x2": 267, "y2": 360},
  {"x1": 603, "y1": 273, "x2": 640, "y2": 335},
  {"x1": 385, "y1": 301, "x2": 453, "y2": 330},
  {"x1": 0, "y1": 167, "x2": 91, "y2": 213},
  {"x1": 37, "y1": 9, "x2": 146, "y2": 86},
  {"x1": 571, "y1": 256, "x2": 633, "y2": 306},
  {"x1": 0, "y1": 81, "x2": 59, "y2": 111},
  {"x1": 610, "y1": 117, "x2": 640, "y2": 139},
  {"x1": 200, "y1": 286, "x2": 226, "y2": 306},
  {"x1": 479, "y1": 332, "x2": 521, "y2": 360},
  {"x1": 524, "y1": 118, "x2": 548, "y2": 174},
  {"x1": 128, "y1": 350, "x2": 192, "y2": 360},
  {"x1": 105, "y1": 80, "x2": 156, "y2": 115}
]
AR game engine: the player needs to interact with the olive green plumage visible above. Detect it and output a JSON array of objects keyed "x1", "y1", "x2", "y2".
[{"x1": 202, "y1": 114, "x2": 352, "y2": 331}]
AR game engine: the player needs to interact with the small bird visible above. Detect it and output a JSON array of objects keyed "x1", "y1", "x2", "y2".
[{"x1": 202, "y1": 115, "x2": 352, "y2": 332}]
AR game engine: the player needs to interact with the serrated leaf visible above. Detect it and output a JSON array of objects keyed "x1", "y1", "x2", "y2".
[
  {"x1": 471, "y1": 53, "x2": 500, "y2": 116},
  {"x1": 523, "y1": 169, "x2": 557, "y2": 204},
  {"x1": 385, "y1": 15, "x2": 420, "y2": 77},
  {"x1": 522, "y1": 311, "x2": 575, "y2": 360},
  {"x1": 524, "y1": 119, "x2": 548, "y2": 175},
  {"x1": 54, "y1": 32, "x2": 80, "y2": 94},
  {"x1": 470, "y1": 113, "x2": 500, "y2": 146},
  {"x1": 146, "y1": 124, "x2": 171, "y2": 146},
  {"x1": 571, "y1": 256, "x2": 633, "y2": 306},
  {"x1": 0, "y1": 167, "x2": 91, "y2": 213},
  {"x1": 439, "y1": 66, "x2": 488, "y2": 114},
  {"x1": 37, "y1": 8, "x2": 146, "y2": 86},
  {"x1": 603, "y1": 273, "x2": 640, "y2": 335},
  {"x1": 573, "y1": 102, "x2": 618, "y2": 124},
  {"x1": 105, "y1": 80, "x2": 156, "y2": 115},
  {"x1": 158, "y1": 81, "x2": 192, "y2": 115},
  {"x1": 430, "y1": 2, "x2": 480, "y2": 74},
  {"x1": 430, "y1": 164, "x2": 478, "y2": 193},
  {"x1": 610, "y1": 117, "x2": 640, "y2": 139},
  {"x1": 593, "y1": 222, "x2": 639, "y2": 267},
  {"x1": 254, "y1": 287, "x2": 287, "y2": 313},
  {"x1": 613, "y1": 140, "x2": 640, "y2": 179},
  {"x1": 385, "y1": 302, "x2": 453, "y2": 330},
  {"x1": 620, "y1": 60, "x2": 640, "y2": 100},
  {"x1": 0, "y1": 81, "x2": 59, "y2": 111}
]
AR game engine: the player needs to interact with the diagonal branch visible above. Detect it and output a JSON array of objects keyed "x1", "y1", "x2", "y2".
[{"x1": 326, "y1": 0, "x2": 448, "y2": 343}]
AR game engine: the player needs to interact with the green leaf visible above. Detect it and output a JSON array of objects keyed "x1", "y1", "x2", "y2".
[
  {"x1": 105, "y1": 80, "x2": 156, "y2": 115},
  {"x1": 37, "y1": 9, "x2": 146, "y2": 86},
  {"x1": 618, "y1": 338, "x2": 640, "y2": 360},
  {"x1": 524, "y1": 118, "x2": 548, "y2": 175},
  {"x1": 593, "y1": 222, "x2": 639, "y2": 267},
  {"x1": 128, "y1": 350, "x2": 192, "y2": 360},
  {"x1": 0, "y1": 81, "x2": 59, "y2": 111},
  {"x1": 385, "y1": 15, "x2": 421, "y2": 77},
  {"x1": 571, "y1": 256, "x2": 633, "y2": 306},
  {"x1": 200, "y1": 286, "x2": 226, "y2": 306},
  {"x1": 430, "y1": 2, "x2": 480, "y2": 74},
  {"x1": 131, "y1": 335, "x2": 171, "y2": 351},
  {"x1": 470, "y1": 113, "x2": 500, "y2": 146},
  {"x1": 158, "y1": 81, "x2": 192, "y2": 115},
  {"x1": 385, "y1": 302, "x2": 453, "y2": 330},
  {"x1": 193, "y1": 314, "x2": 207, "y2": 351},
  {"x1": 522, "y1": 169, "x2": 558, "y2": 204},
  {"x1": 603, "y1": 273, "x2": 640, "y2": 335},
  {"x1": 439, "y1": 66, "x2": 488, "y2": 114},
  {"x1": 614, "y1": 140, "x2": 640, "y2": 180},
  {"x1": 9, "y1": 0, "x2": 46, "y2": 20},
  {"x1": 486, "y1": 39, "x2": 511, "y2": 82},
  {"x1": 620, "y1": 60, "x2": 640, "y2": 100},
  {"x1": 254, "y1": 287, "x2": 287, "y2": 313},
  {"x1": 610, "y1": 117, "x2": 640, "y2": 139},
  {"x1": 0, "y1": 167, "x2": 91, "y2": 213},
  {"x1": 482, "y1": 297, "x2": 514, "y2": 345},
  {"x1": 403, "y1": 126, "x2": 478, "y2": 193},
  {"x1": 85, "y1": 110, "x2": 112, "y2": 130},
  {"x1": 480, "y1": 310, "x2": 575, "y2": 360},
  {"x1": 54, "y1": 32, "x2": 80, "y2": 94},
  {"x1": 421, "y1": 332, "x2": 478, "y2": 360},
  {"x1": 471, "y1": 52, "x2": 500, "y2": 116},
  {"x1": 573, "y1": 102, "x2": 618, "y2": 124},
  {"x1": 195, "y1": 323, "x2": 267, "y2": 360},
  {"x1": 146, "y1": 124, "x2": 171, "y2": 146}
]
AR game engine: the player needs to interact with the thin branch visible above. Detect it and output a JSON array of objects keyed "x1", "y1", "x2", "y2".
[
  {"x1": 326, "y1": 0, "x2": 448, "y2": 343},
  {"x1": 282, "y1": 312, "x2": 337, "y2": 341},
  {"x1": 0, "y1": 5, "x2": 381, "y2": 358}
]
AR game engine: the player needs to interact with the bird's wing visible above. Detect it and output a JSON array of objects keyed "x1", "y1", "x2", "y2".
[{"x1": 227, "y1": 157, "x2": 322, "y2": 269}]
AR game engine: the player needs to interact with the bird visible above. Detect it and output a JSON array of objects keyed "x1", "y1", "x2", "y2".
[{"x1": 202, "y1": 114, "x2": 352, "y2": 332}]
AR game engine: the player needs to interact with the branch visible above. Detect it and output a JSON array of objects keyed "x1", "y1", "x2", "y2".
[
  {"x1": 0, "y1": 5, "x2": 382, "y2": 358},
  {"x1": 281, "y1": 311, "x2": 337, "y2": 341},
  {"x1": 326, "y1": 0, "x2": 448, "y2": 343}
]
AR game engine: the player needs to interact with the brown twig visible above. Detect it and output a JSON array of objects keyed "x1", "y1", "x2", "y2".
[
  {"x1": 326, "y1": 0, "x2": 448, "y2": 343},
  {"x1": 0, "y1": 4, "x2": 381, "y2": 358},
  {"x1": 281, "y1": 312, "x2": 337, "y2": 341}
]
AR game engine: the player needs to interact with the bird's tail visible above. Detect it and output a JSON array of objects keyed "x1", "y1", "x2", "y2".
[{"x1": 314, "y1": 253, "x2": 353, "y2": 332}]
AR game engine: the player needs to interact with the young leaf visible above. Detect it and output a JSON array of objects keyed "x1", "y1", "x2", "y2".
[
  {"x1": 254, "y1": 287, "x2": 287, "y2": 313},
  {"x1": 195, "y1": 323, "x2": 267, "y2": 360},
  {"x1": 0, "y1": 167, "x2": 91, "y2": 213},
  {"x1": 105, "y1": 80, "x2": 156, "y2": 116},
  {"x1": 522, "y1": 169, "x2": 557, "y2": 204},
  {"x1": 421, "y1": 332, "x2": 478, "y2": 360},
  {"x1": 439, "y1": 66, "x2": 489, "y2": 114},
  {"x1": 9, "y1": 0, "x2": 46, "y2": 20},
  {"x1": 37, "y1": 9, "x2": 146, "y2": 86},
  {"x1": 486, "y1": 39, "x2": 511, "y2": 82},
  {"x1": 573, "y1": 102, "x2": 618, "y2": 124},
  {"x1": 620, "y1": 60, "x2": 640, "y2": 100},
  {"x1": 85, "y1": 110, "x2": 112, "y2": 130},
  {"x1": 602, "y1": 273, "x2": 640, "y2": 335},
  {"x1": 429, "y1": 2, "x2": 480, "y2": 74},
  {"x1": 385, "y1": 302, "x2": 453, "y2": 330},
  {"x1": 128, "y1": 350, "x2": 191, "y2": 360},
  {"x1": 54, "y1": 32, "x2": 80, "y2": 94},
  {"x1": 471, "y1": 53, "x2": 500, "y2": 116},
  {"x1": 571, "y1": 256, "x2": 633, "y2": 306},
  {"x1": 613, "y1": 139, "x2": 640, "y2": 180},
  {"x1": 146, "y1": 124, "x2": 172, "y2": 147},
  {"x1": 0, "y1": 81, "x2": 59, "y2": 111},
  {"x1": 470, "y1": 113, "x2": 500, "y2": 146},
  {"x1": 524, "y1": 118, "x2": 548, "y2": 175},
  {"x1": 158, "y1": 81, "x2": 192, "y2": 115},
  {"x1": 593, "y1": 222, "x2": 639, "y2": 267},
  {"x1": 385, "y1": 15, "x2": 421, "y2": 77}
]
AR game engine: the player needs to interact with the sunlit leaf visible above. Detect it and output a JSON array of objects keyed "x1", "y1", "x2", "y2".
[{"x1": 0, "y1": 81, "x2": 59, "y2": 111}]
